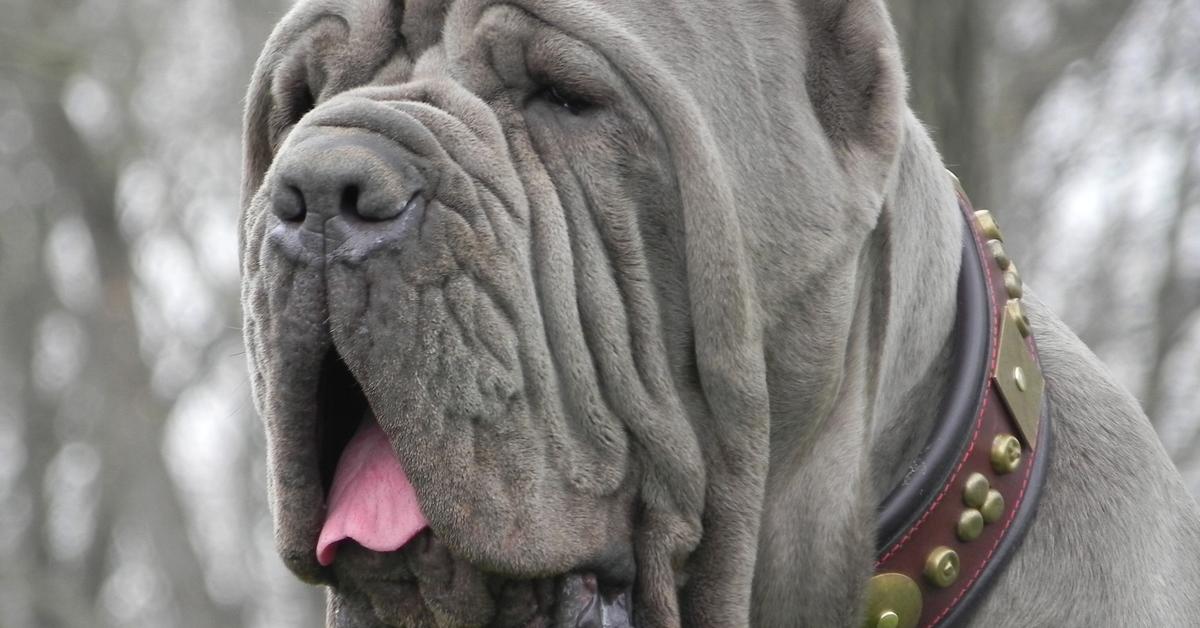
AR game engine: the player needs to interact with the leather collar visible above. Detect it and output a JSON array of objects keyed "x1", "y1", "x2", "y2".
[{"x1": 866, "y1": 178, "x2": 1052, "y2": 628}]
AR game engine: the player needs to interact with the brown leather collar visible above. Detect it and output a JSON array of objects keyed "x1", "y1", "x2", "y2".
[{"x1": 866, "y1": 177, "x2": 1051, "y2": 628}]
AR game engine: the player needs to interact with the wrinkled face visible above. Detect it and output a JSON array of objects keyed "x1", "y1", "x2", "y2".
[{"x1": 241, "y1": 0, "x2": 712, "y2": 625}]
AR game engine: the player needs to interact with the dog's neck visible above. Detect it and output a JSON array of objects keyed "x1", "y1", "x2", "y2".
[
  {"x1": 866, "y1": 111, "x2": 964, "y2": 496},
  {"x1": 750, "y1": 111, "x2": 966, "y2": 625}
]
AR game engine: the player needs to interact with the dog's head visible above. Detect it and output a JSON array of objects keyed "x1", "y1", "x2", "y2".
[{"x1": 240, "y1": 0, "x2": 905, "y2": 625}]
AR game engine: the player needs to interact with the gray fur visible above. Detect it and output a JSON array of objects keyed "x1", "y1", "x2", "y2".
[{"x1": 239, "y1": 0, "x2": 1200, "y2": 626}]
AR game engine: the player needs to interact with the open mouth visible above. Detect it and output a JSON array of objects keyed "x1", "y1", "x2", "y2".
[
  {"x1": 316, "y1": 349, "x2": 368, "y2": 499},
  {"x1": 311, "y1": 348, "x2": 636, "y2": 627}
]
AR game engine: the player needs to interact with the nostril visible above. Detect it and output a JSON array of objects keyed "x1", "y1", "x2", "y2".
[
  {"x1": 272, "y1": 182, "x2": 307, "y2": 222},
  {"x1": 350, "y1": 187, "x2": 425, "y2": 223},
  {"x1": 272, "y1": 184, "x2": 307, "y2": 223},
  {"x1": 339, "y1": 184, "x2": 361, "y2": 219}
]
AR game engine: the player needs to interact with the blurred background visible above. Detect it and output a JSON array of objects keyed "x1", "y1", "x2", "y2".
[{"x1": 0, "y1": 0, "x2": 1197, "y2": 626}]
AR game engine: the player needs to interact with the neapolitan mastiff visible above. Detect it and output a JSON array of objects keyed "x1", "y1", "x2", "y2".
[{"x1": 238, "y1": 0, "x2": 1200, "y2": 626}]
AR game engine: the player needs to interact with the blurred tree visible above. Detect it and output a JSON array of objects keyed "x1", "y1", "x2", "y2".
[
  {"x1": 891, "y1": 0, "x2": 1200, "y2": 451},
  {"x1": 889, "y1": 0, "x2": 1136, "y2": 224},
  {"x1": 0, "y1": 0, "x2": 321, "y2": 626}
]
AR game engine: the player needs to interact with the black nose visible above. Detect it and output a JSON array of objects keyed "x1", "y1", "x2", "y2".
[{"x1": 268, "y1": 129, "x2": 428, "y2": 262}]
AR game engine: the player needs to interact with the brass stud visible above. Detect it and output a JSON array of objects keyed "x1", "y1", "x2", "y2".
[
  {"x1": 1006, "y1": 299, "x2": 1031, "y2": 337},
  {"x1": 863, "y1": 573, "x2": 922, "y2": 628},
  {"x1": 981, "y1": 489, "x2": 1005, "y2": 523},
  {"x1": 995, "y1": 306, "x2": 1045, "y2": 446},
  {"x1": 975, "y1": 210, "x2": 1003, "y2": 241},
  {"x1": 957, "y1": 509, "x2": 985, "y2": 542},
  {"x1": 988, "y1": 240, "x2": 1011, "y2": 270},
  {"x1": 1014, "y1": 366, "x2": 1027, "y2": 391},
  {"x1": 963, "y1": 472, "x2": 990, "y2": 508},
  {"x1": 991, "y1": 434, "x2": 1023, "y2": 474},
  {"x1": 924, "y1": 547, "x2": 960, "y2": 588},
  {"x1": 1004, "y1": 268, "x2": 1023, "y2": 299}
]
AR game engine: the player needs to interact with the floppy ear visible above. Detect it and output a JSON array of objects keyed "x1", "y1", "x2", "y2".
[
  {"x1": 802, "y1": 0, "x2": 907, "y2": 181},
  {"x1": 241, "y1": 1, "x2": 403, "y2": 210},
  {"x1": 242, "y1": 42, "x2": 281, "y2": 209}
]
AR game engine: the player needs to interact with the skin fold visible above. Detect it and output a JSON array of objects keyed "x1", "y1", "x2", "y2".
[{"x1": 240, "y1": 1, "x2": 1200, "y2": 626}]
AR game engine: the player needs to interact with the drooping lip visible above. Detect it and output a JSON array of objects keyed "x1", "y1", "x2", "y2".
[
  {"x1": 555, "y1": 574, "x2": 634, "y2": 627},
  {"x1": 329, "y1": 537, "x2": 636, "y2": 627}
]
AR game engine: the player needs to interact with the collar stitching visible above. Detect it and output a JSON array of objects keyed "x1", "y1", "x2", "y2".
[{"x1": 875, "y1": 210, "x2": 999, "y2": 566}]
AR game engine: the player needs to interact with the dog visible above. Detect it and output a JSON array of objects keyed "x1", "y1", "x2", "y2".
[{"x1": 238, "y1": 0, "x2": 1200, "y2": 625}]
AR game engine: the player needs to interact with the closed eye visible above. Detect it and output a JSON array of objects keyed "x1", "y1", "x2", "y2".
[{"x1": 536, "y1": 84, "x2": 593, "y2": 115}]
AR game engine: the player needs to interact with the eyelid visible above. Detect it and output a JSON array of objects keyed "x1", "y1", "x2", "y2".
[
  {"x1": 531, "y1": 69, "x2": 610, "y2": 109},
  {"x1": 524, "y1": 32, "x2": 616, "y2": 108},
  {"x1": 537, "y1": 84, "x2": 591, "y2": 114}
]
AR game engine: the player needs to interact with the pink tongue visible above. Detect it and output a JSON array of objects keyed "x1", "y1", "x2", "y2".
[{"x1": 317, "y1": 415, "x2": 429, "y2": 566}]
